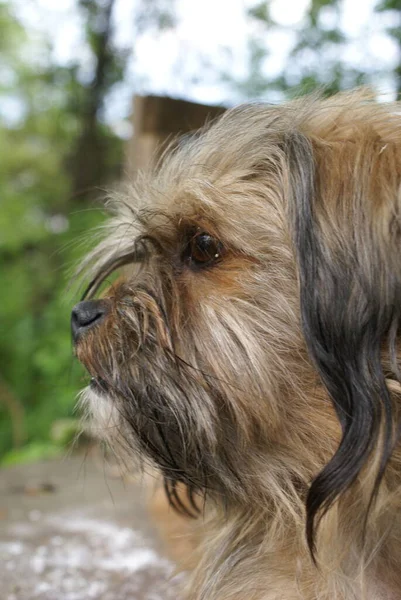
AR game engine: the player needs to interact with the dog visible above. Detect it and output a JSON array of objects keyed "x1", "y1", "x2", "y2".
[{"x1": 71, "y1": 89, "x2": 401, "y2": 599}]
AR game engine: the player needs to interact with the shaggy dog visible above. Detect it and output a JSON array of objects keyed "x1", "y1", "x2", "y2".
[{"x1": 72, "y1": 90, "x2": 401, "y2": 599}]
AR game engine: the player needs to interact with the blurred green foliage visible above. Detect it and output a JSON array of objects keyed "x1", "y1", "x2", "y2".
[
  {"x1": 0, "y1": 0, "x2": 124, "y2": 463},
  {"x1": 232, "y1": 0, "x2": 401, "y2": 99}
]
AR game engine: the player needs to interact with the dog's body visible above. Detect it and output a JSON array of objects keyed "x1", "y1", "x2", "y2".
[{"x1": 72, "y1": 90, "x2": 401, "y2": 599}]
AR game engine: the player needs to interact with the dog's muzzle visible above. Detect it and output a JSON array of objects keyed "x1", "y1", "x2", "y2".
[{"x1": 71, "y1": 299, "x2": 109, "y2": 343}]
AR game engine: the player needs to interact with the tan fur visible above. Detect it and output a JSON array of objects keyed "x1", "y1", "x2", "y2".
[
  {"x1": 148, "y1": 480, "x2": 201, "y2": 568},
  {"x1": 74, "y1": 90, "x2": 401, "y2": 599}
]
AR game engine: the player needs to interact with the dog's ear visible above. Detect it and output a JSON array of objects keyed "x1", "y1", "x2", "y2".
[{"x1": 286, "y1": 130, "x2": 401, "y2": 555}]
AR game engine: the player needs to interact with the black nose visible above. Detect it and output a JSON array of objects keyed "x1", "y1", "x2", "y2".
[{"x1": 71, "y1": 300, "x2": 108, "y2": 343}]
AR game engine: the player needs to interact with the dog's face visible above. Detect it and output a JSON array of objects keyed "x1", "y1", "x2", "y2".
[
  {"x1": 72, "y1": 91, "x2": 401, "y2": 551},
  {"x1": 73, "y1": 108, "x2": 305, "y2": 489}
]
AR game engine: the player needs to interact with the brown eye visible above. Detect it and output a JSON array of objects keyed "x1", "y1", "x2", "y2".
[{"x1": 183, "y1": 231, "x2": 224, "y2": 268}]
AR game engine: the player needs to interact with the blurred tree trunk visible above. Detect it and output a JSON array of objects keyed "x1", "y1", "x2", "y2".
[
  {"x1": 69, "y1": 0, "x2": 118, "y2": 201},
  {"x1": 0, "y1": 376, "x2": 26, "y2": 449}
]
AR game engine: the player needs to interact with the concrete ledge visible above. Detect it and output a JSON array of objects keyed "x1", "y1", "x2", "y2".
[{"x1": 0, "y1": 456, "x2": 180, "y2": 600}]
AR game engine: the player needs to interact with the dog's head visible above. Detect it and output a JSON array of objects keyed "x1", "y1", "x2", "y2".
[{"x1": 72, "y1": 90, "x2": 401, "y2": 553}]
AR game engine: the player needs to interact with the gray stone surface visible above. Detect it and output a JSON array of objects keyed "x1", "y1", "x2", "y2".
[{"x1": 0, "y1": 456, "x2": 180, "y2": 600}]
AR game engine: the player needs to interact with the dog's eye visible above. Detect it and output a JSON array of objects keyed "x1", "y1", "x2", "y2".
[{"x1": 183, "y1": 232, "x2": 224, "y2": 268}]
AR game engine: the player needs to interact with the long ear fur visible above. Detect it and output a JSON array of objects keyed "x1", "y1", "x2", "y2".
[{"x1": 286, "y1": 125, "x2": 401, "y2": 556}]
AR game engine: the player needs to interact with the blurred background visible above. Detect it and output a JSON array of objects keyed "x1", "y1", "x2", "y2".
[{"x1": 1, "y1": 0, "x2": 400, "y2": 466}]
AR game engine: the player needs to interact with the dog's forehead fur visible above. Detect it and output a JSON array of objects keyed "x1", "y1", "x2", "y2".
[
  {"x1": 84, "y1": 89, "x2": 399, "y2": 272},
  {"x1": 75, "y1": 89, "x2": 401, "y2": 600}
]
